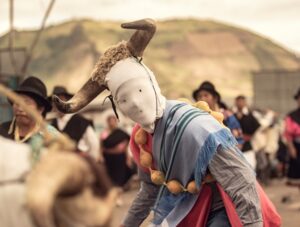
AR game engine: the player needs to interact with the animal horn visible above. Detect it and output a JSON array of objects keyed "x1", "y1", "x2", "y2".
[
  {"x1": 52, "y1": 78, "x2": 106, "y2": 113},
  {"x1": 121, "y1": 18, "x2": 156, "y2": 57}
]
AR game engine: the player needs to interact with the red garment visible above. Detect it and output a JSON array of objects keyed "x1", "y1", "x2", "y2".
[
  {"x1": 130, "y1": 124, "x2": 281, "y2": 226},
  {"x1": 284, "y1": 116, "x2": 300, "y2": 141},
  {"x1": 130, "y1": 124, "x2": 153, "y2": 173},
  {"x1": 178, "y1": 183, "x2": 242, "y2": 227},
  {"x1": 178, "y1": 182, "x2": 281, "y2": 227}
]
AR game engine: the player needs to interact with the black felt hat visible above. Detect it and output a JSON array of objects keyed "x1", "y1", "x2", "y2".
[
  {"x1": 11, "y1": 76, "x2": 52, "y2": 112},
  {"x1": 51, "y1": 86, "x2": 73, "y2": 99},
  {"x1": 192, "y1": 81, "x2": 220, "y2": 101}
]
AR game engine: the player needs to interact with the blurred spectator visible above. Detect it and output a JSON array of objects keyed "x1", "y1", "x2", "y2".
[
  {"x1": 100, "y1": 115, "x2": 136, "y2": 188},
  {"x1": 50, "y1": 86, "x2": 100, "y2": 161},
  {"x1": 0, "y1": 76, "x2": 58, "y2": 162},
  {"x1": 251, "y1": 109, "x2": 281, "y2": 184},
  {"x1": 232, "y1": 95, "x2": 261, "y2": 169},
  {"x1": 276, "y1": 126, "x2": 289, "y2": 178},
  {"x1": 0, "y1": 136, "x2": 35, "y2": 227},
  {"x1": 284, "y1": 88, "x2": 300, "y2": 187},
  {"x1": 192, "y1": 81, "x2": 244, "y2": 146}
]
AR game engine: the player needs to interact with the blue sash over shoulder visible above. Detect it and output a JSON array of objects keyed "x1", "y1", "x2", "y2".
[{"x1": 151, "y1": 100, "x2": 238, "y2": 225}]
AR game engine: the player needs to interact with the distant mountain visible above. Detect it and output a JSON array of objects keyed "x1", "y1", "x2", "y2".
[{"x1": 1, "y1": 18, "x2": 299, "y2": 100}]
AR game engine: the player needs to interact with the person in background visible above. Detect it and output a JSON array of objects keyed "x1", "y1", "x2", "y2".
[
  {"x1": 0, "y1": 76, "x2": 58, "y2": 162},
  {"x1": 100, "y1": 115, "x2": 136, "y2": 188},
  {"x1": 284, "y1": 88, "x2": 300, "y2": 188},
  {"x1": 192, "y1": 81, "x2": 244, "y2": 147},
  {"x1": 232, "y1": 95, "x2": 261, "y2": 169},
  {"x1": 50, "y1": 86, "x2": 100, "y2": 161},
  {"x1": 251, "y1": 109, "x2": 281, "y2": 184}
]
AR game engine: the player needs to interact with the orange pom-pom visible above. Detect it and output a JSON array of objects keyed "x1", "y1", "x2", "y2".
[
  {"x1": 134, "y1": 128, "x2": 148, "y2": 145},
  {"x1": 140, "y1": 149, "x2": 152, "y2": 168},
  {"x1": 166, "y1": 180, "x2": 184, "y2": 195},
  {"x1": 187, "y1": 181, "x2": 200, "y2": 194},
  {"x1": 150, "y1": 170, "x2": 165, "y2": 185}
]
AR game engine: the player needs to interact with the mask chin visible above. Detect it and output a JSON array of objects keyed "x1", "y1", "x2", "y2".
[{"x1": 130, "y1": 113, "x2": 156, "y2": 129}]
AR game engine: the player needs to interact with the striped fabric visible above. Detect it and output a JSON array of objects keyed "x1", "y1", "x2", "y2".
[{"x1": 151, "y1": 100, "x2": 238, "y2": 225}]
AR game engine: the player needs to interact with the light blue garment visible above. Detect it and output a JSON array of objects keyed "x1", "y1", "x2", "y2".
[
  {"x1": 30, "y1": 124, "x2": 60, "y2": 164},
  {"x1": 151, "y1": 100, "x2": 238, "y2": 225}
]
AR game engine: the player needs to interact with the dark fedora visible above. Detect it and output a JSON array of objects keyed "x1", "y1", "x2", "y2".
[
  {"x1": 11, "y1": 76, "x2": 52, "y2": 112},
  {"x1": 51, "y1": 86, "x2": 73, "y2": 100},
  {"x1": 294, "y1": 88, "x2": 300, "y2": 100},
  {"x1": 192, "y1": 81, "x2": 220, "y2": 101}
]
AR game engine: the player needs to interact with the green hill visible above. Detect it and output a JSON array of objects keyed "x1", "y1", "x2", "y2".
[{"x1": 1, "y1": 18, "x2": 299, "y2": 100}]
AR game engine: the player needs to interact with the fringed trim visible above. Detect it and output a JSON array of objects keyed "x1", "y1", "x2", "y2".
[
  {"x1": 91, "y1": 41, "x2": 132, "y2": 85},
  {"x1": 152, "y1": 128, "x2": 238, "y2": 224},
  {"x1": 194, "y1": 128, "x2": 238, "y2": 188}
]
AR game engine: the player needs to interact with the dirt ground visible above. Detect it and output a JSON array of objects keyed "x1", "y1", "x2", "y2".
[{"x1": 111, "y1": 178, "x2": 300, "y2": 227}]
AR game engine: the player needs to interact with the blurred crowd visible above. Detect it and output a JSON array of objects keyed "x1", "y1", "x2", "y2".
[
  {"x1": 192, "y1": 81, "x2": 300, "y2": 188},
  {"x1": 1, "y1": 76, "x2": 299, "y2": 190},
  {"x1": 0, "y1": 76, "x2": 299, "y2": 226}
]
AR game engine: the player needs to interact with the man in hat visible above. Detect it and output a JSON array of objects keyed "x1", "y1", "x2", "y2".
[
  {"x1": 0, "y1": 76, "x2": 58, "y2": 162},
  {"x1": 52, "y1": 19, "x2": 280, "y2": 227},
  {"x1": 232, "y1": 95, "x2": 261, "y2": 169},
  {"x1": 50, "y1": 85, "x2": 101, "y2": 161}
]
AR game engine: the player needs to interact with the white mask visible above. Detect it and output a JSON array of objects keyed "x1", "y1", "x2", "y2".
[{"x1": 105, "y1": 57, "x2": 166, "y2": 133}]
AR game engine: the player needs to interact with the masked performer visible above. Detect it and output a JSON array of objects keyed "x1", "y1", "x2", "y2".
[{"x1": 53, "y1": 19, "x2": 281, "y2": 227}]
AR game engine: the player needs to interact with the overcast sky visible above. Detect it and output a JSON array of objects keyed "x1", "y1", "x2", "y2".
[{"x1": 1, "y1": 0, "x2": 300, "y2": 53}]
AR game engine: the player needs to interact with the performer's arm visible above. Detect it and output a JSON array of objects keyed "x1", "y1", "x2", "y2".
[
  {"x1": 122, "y1": 168, "x2": 159, "y2": 227},
  {"x1": 208, "y1": 147, "x2": 263, "y2": 227}
]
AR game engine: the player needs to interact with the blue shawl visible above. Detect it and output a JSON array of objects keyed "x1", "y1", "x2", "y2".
[{"x1": 152, "y1": 100, "x2": 238, "y2": 225}]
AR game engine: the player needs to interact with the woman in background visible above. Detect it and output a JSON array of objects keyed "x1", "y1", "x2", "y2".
[
  {"x1": 100, "y1": 115, "x2": 136, "y2": 187},
  {"x1": 192, "y1": 81, "x2": 244, "y2": 147}
]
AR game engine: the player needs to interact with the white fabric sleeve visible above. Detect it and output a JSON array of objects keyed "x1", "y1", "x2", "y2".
[{"x1": 77, "y1": 125, "x2": 100, "y2": 160}]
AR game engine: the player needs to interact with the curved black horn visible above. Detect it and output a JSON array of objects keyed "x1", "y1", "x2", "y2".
[
  {"x1": 121, "y1": 18, "x2": 156, "y2": 57},
  {"x1": 53, "y1": 78, "x2": 107, "y2": 113}
]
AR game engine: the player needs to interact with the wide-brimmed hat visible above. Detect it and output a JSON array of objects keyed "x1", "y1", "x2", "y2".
[
  {"x1": 52, "y1": 86, "x2": 73, "y2": 99},
  {"x1": 192, "y1": 81, "x2": 220, "y2": 101},
  {"x1": 10, "y1": 76, "x2": 52, "y2": 112},
  {"x1": 294, "y1": 88, "x2": 300, "y2": 100}
]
